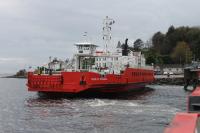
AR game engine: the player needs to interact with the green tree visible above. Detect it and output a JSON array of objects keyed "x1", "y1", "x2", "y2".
[
  {"x1": 133, "y1": 39, "x2": 144, "y2": 51},
  {"x1": 151, "y1": 26, "x2": 200, "y2": 63},
  {"x1": 152, "y1": 32, "x2": 165, "y2": 54},
  {"x1": 144, "y1": 49, "x2": 163, "y2": 65},
  {"x1": 171, "y1": 41, "x2": 193, "y2": 64},
  {"x1": 16, "y1": 69, "x2": 27, "y2": 76},
  {"x1": 166, "y1": 25, "x2": 175, "y2": 36}
]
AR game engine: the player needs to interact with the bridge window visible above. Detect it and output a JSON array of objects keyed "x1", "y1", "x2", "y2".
[{"x1": 103, "y1": 63, "x2": 106, "y2": 67}]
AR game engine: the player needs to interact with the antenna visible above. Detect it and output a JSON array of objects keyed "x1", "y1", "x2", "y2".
[
  {"x1": 83, "y1": 32, "x2": 88, "y2": 42},
  {"x1": 103, "y1": 16, "x2": 115, "y2": 53}
]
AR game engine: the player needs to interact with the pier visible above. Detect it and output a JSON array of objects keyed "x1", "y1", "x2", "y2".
[{"x1": 154, "y1": 74, "x2": 184, "y2": 85}]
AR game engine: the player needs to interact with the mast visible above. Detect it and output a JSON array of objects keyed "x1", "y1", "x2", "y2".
[
  {"x1": 83, "y1": 31, "x2": 88, "y2": 42},
  {"x1": 103, "y1": 16, "x2": 115, "y2": 53}
]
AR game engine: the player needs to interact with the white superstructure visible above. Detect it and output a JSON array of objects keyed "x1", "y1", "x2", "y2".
[
  {"x1": 63, "y1": 16, "x2": 152, "y2": 73},
  {"x1": 73, "y1": 43, "x2": 146, "y2": 74}
]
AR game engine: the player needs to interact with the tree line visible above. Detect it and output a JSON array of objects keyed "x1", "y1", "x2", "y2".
[
  {"x1": 149, "y1": 26, "x2": 200, "y2": 65},
  {"x1": 118, "y1": 26, "x2": 200, "y2": 65}
]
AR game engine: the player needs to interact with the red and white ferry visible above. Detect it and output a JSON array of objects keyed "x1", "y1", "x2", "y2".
[{"x1": 27, "y1": 16, "x2": 154, "y2": 94}]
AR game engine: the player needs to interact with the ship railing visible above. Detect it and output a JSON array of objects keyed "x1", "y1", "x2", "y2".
[
  {"x1": 136, "y1": 66, "x2": 154, "y2": 70},
  {"x1": 64, "y1": 68, "x2": 101, "y2": 73},
  {"x1": 32, "y1": 71, "x2": 62, "y2": 75},
  {"x1": 64, "y1": 69, "x2": 89, "y2": 72},
  {"x1": 65, "y1": 67, "x2": 154, "y2": 73}
]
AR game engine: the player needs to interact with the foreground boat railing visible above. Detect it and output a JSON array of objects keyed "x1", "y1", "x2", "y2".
[
  {"x1": 164, "y1": 113, "x2": 199, "y2": 133},
  {"x1": 164, "y1": 87, "x2": 200, "y2": 133}
]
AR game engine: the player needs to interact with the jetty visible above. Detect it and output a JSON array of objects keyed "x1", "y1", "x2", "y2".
[{"x1": 154, "y1": 74, "x2": 184, "y2": 85}]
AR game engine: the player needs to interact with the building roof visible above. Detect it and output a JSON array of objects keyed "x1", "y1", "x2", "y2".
[{"x1": 75, "y1": 42, "x2": 98, "y2": 47}]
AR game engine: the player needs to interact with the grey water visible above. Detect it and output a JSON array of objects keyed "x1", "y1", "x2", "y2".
[{"x1": 0, "y1": 78, "x2": 188, "y2": 133}]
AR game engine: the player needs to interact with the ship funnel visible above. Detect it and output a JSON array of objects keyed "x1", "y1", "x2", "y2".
[{"x1": 122, "y1": 38, "x2": 129, "y2": 56}]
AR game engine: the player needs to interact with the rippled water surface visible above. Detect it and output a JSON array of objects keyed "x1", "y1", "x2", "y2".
[{"x1": 0, "y1": 78, "x2": 188, "y2": 133}]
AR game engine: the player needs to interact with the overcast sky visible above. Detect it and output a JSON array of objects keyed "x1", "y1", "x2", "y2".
[{"x1": 0, "y1": 0, "x2": 200, "y2": 73}]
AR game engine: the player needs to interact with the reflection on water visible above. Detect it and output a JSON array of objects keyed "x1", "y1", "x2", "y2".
[{"x1": 0, "y1": 78, "x2": 188, "y2": 133}]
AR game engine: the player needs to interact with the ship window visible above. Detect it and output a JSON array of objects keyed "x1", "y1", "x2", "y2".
[
  {"x1": 84, "y1": 47, "x2": 90, "y2": 50},
  {"x1": 79, "y1": 46, "x2": 82, "y2": 50}
]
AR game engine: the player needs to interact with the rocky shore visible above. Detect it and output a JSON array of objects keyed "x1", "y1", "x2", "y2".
[
  {"x1": 3, "y1": 75, "x2": 27, "y2": 79},
  {"x1": 153, "y1": 75, "x2": 184, "y2": 85}
]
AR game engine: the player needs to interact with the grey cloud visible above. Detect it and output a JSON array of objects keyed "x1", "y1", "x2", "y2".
[{"x1": 0, "y1": 0, "x2": 200, "y2": 73}]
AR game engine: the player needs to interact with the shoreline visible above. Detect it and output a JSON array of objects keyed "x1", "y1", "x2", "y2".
[
  {"x1": 1, "y1": 74, "x2": 185, "y2": 85},
  {"x1": 1, "y1": 75, "x2": 27, "y2": 79},
  {"x1": 153, "y1": 74, "x2": 184, "y2": 85}
]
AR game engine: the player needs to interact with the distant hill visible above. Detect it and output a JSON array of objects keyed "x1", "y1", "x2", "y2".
[{"x1": 1, "y1": 69, "x2": 27, "y2": 78}]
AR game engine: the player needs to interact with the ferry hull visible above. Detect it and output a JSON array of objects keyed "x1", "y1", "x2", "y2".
[{"x1": 27, "y1": 68, "x2": 154, "y2": 93}]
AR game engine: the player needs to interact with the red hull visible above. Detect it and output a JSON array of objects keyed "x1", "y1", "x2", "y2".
[{"x1": 27, "y1": 68, "x2": 154, "y2": 93}]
